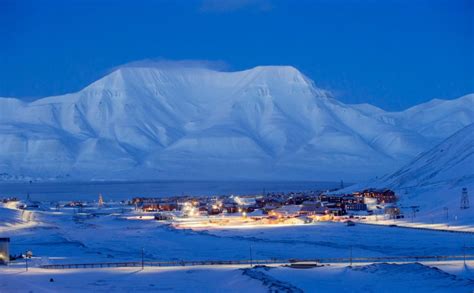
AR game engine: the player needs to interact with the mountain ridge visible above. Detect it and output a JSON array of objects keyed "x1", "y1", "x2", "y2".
[{"x1": 0, "y1": 65, "x2": 473, "y2": 181}]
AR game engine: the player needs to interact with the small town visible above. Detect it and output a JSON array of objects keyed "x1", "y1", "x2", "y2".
[
  {"x1": 0, "y1": 187, "x2": 401, "y2": 232},
  {"x1": 0, "y1": 188, "x2": 400, "y2": 265},
  {"x1": 128, "y1": 188, "x2": 400, "y2": 229}
]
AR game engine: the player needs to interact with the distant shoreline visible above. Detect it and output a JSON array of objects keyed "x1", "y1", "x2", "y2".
[{"x1": 0, "y1": 180, "x2": 346, "y2": 202}]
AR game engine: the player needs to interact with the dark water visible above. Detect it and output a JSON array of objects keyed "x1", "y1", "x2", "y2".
[{"x1": 0, "y1": 180, "x2": 341, "y2": 202}]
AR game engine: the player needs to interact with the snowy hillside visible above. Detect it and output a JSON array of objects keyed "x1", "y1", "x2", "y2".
[
  {"x1": 379, "y1": 123, "x2": 474, "y2": 189},
  {"x1": 0, "y1": 65, "x2": 472, "y2": 181},
  {"x1": 348, "y1": 123, "x2": 474, "y2": 223}
]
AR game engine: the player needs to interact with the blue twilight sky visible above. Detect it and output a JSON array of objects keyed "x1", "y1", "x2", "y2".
[{"x1": 0, "y1": 0, "x2": 473, "y2": 110}]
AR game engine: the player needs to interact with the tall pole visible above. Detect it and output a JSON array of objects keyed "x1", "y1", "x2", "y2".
[
  {"x1": 249, "y1": 245, "x2": 253, "y2": 268},
  {"x1": 141, "y1": 248, "x2": 144, "y2": 270},
  {"x1": 350, "y1": 246, "x2": 353, "y2": 267},
  {"x1": 25, "y1": 256, "x2": 28, "y2": 272},
  {"x1": 461, "y1": 188, "x2": 470, "y2": 209},
  {"x1": 446, "y1": 207, "x2": 450, "y2": 228},
  {"x1": 463, "y1": 240, "x2": 466, "y2": 266}
]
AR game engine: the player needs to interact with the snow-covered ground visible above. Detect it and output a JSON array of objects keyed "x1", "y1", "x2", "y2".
[
  {"x1": 4, "y1": 203, "x2": 474, "y2": 264},
  {"x1": 1, "y1": 200, "x2": 474, "y2": 291},
  {"x1": 0, "y1": 202, "x2": 37, "y2": 233},
  {"x1": 0, "y1": 265, "x2": 265, "y2": 292},
  {"x1": 259, "y1": 262, "x2": 474, "y2": 292},
  {"x1": 1, "y1": 261, "x2": 473, "y2": 292}
]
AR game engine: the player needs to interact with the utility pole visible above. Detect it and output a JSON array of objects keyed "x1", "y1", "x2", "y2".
[
  {"x1": 350, "y1": 246, "x2": 353, "y2": 267},
  {"x1": 249, "y1": 245, "x2": 253, "y2": 268},
  {"x1": 463, "y1": 243, "x2": 466, "y2": 266},
  {"x1": 444, "y1": 207, "x2": 449, "y2": 221},
  {"x1": 25, "y1": 253, "x2": 28, "y2": 272},
  {"x1": 461, "y1": 188, "x2": 470, "y2": 209},
  {"x1": 141, "y1": 248, "x2": 144, "y2": 270}
]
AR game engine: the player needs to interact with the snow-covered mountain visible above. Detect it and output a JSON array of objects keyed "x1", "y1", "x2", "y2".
[
  {"x1": 376, "y1": 123, "x2": 474, "y2": 189},
  {"x1": 0, "y1": 65, "x2": 472, "y2": 181},
  {"x1": 345, "y1": 123, "x2": 474, "y2": 222},
  {"x1": 360, "y1": 95, "x2": 474, "y2": 141}
]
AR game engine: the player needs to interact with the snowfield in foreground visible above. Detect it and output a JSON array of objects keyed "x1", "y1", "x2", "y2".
[
  {"x1": 1, "y1": 201, "x2": 474, "y2": 292},
  {"x1": 1, "y1": 261, "x2": 473, "y2": 292}
]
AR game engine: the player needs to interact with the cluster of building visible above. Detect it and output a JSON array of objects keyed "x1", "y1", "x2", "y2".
[
  {"x1": 1, "y1": 197, "x2": 18, "y2": 204},
  {"x1": 132, "y1": 188, "x2": 401, "y2": 223}
]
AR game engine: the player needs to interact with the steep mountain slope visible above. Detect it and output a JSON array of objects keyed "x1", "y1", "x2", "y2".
[
  {"x1": 376, "y1": 123, "x2": 474, "y2": 189},
  {"x1": 347, "y1": 123, "x2": 474, "y2": 223},
  {"x1": 0, "y1": 65, "x2": 472, "y2": 181}
]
